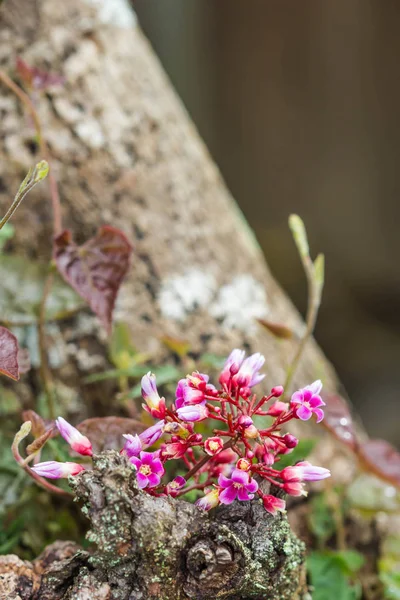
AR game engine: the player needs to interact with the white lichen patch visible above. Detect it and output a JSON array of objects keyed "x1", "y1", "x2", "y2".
[
  {"x1": 210, "y1": 274, "x2": 269, "y2": 333},
  {"x1": 159, "y1": 269, "x2": 217, "y2": 321},
  {"x1": 75, "y1": 118, "x2": 106, "y2": 149},
  {"x1": 84, "y1": 0, "x2": 137, "y2": 28}
]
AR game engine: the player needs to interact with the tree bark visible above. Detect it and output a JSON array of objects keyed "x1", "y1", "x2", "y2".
[{"x1": 0, "y1": 0, "x2": 363, "y2": 598}]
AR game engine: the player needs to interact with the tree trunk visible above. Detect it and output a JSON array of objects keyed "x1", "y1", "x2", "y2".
[{"x1": 0, "y1": 0, "x2": 362, "y2": 598}]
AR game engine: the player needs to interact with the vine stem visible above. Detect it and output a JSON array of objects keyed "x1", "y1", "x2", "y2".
[
  {"x1": 12, "y1": 423, "x2": 72, "y2": 498},
  {"x1": 184, "y1": 438, "x2": 235, "y2": 483},
  {"x1": 0, "y1": 69, "x2": 62, "y2": 235},
  {"x1": 38, "y1": 268, "x2": 56, "y2": 419}
]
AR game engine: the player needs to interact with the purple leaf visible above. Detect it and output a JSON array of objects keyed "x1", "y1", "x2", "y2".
[
  {"x1": 321, "y1": 393, "x2": 357, "y2": 450},
  {"x1": 358, "y1": 439, "x2": 400, "y2": 489},
  {"x1": 0, "y1": 326, "x2": 19, "y2": 380},
  {"x1": 54, "y1": 226, "x2": 133, "y2": 334}
]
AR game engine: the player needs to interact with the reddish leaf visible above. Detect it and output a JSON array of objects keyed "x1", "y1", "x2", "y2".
[
  {"x1": 358, "y1": 439, "x2": 400, "y2": 489},
  {"x1": 16, "y1": 57, "x2": 65, "y2": 90},
  {"x1": 77, "y1": 416, "x2": 145, "y2": 453},
  {"x1": 54, "y1": 226, "x2": 133, "y2": 334},
  {"x1": 321, "y1": 393, "x2": 357, "y2": 450},
  {"x1": 22, "y1": 410, "x2": 56, "y2": 439},
  {"x1": 0, "y1": 326, "x2": 19, "y2": 380}
]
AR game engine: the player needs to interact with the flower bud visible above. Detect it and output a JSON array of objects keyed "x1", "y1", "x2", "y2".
[
  {"x1": 271, "y1": 385, "x2": 284, "y2": 397},
  {"x1": 204, "y1": 437, "x2": 224, "y2": 456},
  {"x1": 266, "y1": 401, "x2": 288, "y2": 417},
  {"x1": 32, "y1": 460, "x2": 85, "y2": 479},
  {"x1": 56, "y1": 417, "x2": 92, "y2": 456},
  {"x1": 283, "y1": 433, "x2": 298, "y2": 449},
  {"x1": 236, "y1": 458, "x2": 251, "y2": 471}
]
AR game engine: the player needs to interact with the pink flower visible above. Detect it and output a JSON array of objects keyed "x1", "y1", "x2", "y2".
[
  {"x1": 161, "y1": 441, "x2": 188, "y2": 460},
  {"x1": 281, "y1": 461, "x2": 331, "y2": 483},
  {"x1": 232, "y1": 352, "x2": 265, "y2": 389},
  {"x1": 195, "y1": 488, "x2": 220, "y2": 511},
  {"x1": 236, "y1": 458, "x2": 251, "y2": 471},
  {"x1": 166, "y1": 476, "x2": 186, "y2": 497},
  {"x1": 56, "y1": 417, "x2": 93, "y2": 456},
  {"x1": 32, "y1": 461, "x2": 85, "y2": 479},
  {"x1": 122, "y1": 434, "x2": 142, "y2": 457},
  {"x1": 176, "y1": 403, "x2": 208, "y2": 422},
  {"x1": 262, "y1": 494, "x2": 286, "y2": 515},
  {"x1": 271, "y1": 385, "x2": 284, "y2": 397},
  {"x1": 176, "y1": 379, "x2": 205, "y2": 408},
  {"x1": 204, "y1": 436, "x2": 224, "y2": 456},
  {"x1": 131, "y1": 451, "x2": 165, "y2": 489},
  {"x1": 219, "y1": 349, "x2": 245, "y2": 385},
  {"x1": 218, "y1": 468, "x2": 258, "y2": 504},
  {"x1": 141, "y1": 372, "x2": 166, "y2": 419},
  {"x1": 139, "y1": 420, "x2": 165, "y2": 447},
  {"x1": 290, "y1": 380, "x2": 325, "y2": 422}
]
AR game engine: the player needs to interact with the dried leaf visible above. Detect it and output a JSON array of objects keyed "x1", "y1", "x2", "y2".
[
  {"x1": 322, "y1": 393, "x2": 357, "y2": 450},
  {"x1": 26, "y1": 428, "x2": 54, "y2": 456},
  {"x1": 22, "y1": 410, "x2": 55, "y2": 438},
  {"x1": 358, "y1": 439, "x2": 400, "y2": 489},
  {"x1": 16, "y1": 57, "x2": 65, "y2": 90},
  {"x1": 0, "y1": 326, "x2": 19, "y2": 380},
  {"x1": 257, "y1": 318, "x2": 295, "y2": 340},
  {"x1": 54, "y1": 226, "x2": 132, "y2": 334},
  {"x1": 77, "y1": 416, "x2": 145, "y2": 453}
]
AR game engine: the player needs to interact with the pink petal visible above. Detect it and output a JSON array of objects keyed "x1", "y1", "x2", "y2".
[
  {"x1": 246, "y1": 479, "x2": 259, "y2": 494},
  {"x1": 136, "y1": 473, "x2": 148, "y2": 489},
  {"x1": 313, "y1": 408, "x2": 325, "y2": 423},
  {"x1": 291, "y1": 391, "x2": 304, "y2": 404},
  {"x1": 237, "y1": 487, "x2": 251, "y2": 502},
  {"x1": 296, "y1": 404, "x2": 312, "y2": 421},
  {"x1": 309, "y1": 395, "x2": 325, "y2": 409},
  {"x1": 308, "y1": 380, "x2": 322, "y2": 395},
  {"x1": 140, "y1": 451, "x2": 154, "y2": 465},
  {"x1": 218, "y1": 474, "x2": 233, "y2": 489},
  {"x1": 231, "y1": 469, "x2": 249, "y2": 485},
  {"x1": 130, "y1": 457, "x2": 141, "y2": 469},
  {"x1": 151, "y1": 459, "x2": 165, "y2": 476},
  {"x1": 219, "y1": 486, "x2": 238, "y2": 505},
  {"x1": 147, "y1": 473, "x2": 161, "y2": 488}
]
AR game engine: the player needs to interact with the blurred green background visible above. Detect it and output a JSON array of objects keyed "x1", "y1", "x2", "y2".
[{"x1": 135, "y1": 0, "x2": 400, "y2": 447}]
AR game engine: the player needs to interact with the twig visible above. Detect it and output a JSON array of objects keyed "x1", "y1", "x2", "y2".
[
  {"x1": 38, "y1": 267, "x2": 56, "y2": 419},
  {"x1": 0, "y1": 161, "x2": 48, "y2": 231},
  {"x1": 12, "y1": 422, "x2": 72, "y2": 498},
  {"x1": 283, "y1": 215, "x2": 324, "y2": 396},
  {"x1": 0, "y1": 69, "x2": 62, "y2": 235}
]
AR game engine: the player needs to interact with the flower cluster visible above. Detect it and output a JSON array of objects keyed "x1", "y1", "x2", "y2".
[{"x1": 32, "y1": 349, "x2": 330, "y2": 515}]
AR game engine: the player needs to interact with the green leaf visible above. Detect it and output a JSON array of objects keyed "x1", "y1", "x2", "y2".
[
  {"x1": 289, "y1": 214, "x2": 310, "y2": 259},
  {"x1": 84, "y1": 365, "x2": 149, "y2": 384},
  {"x1": 199, "y1": 353, "x2": 225, "y2": 370},
  {"x1": 313, "y1": 253, "x2": 325, "y2": 297},
  {"x1": 309, "y1": 493, "x2": 336, "y2": 545},
  {"x1": 0, "y1": 255, "x2": 82, "y2": 324},
  {"x1": 274, "y1": 438, "x2": 317, "y2": 470},
  {"x1": 308, "y1": 552, "x2": 362, "y2": 600}
]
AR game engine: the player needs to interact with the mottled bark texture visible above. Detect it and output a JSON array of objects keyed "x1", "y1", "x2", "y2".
[
  {"x1": 0, "y1": 452, "x2": 307, "y2": 600},
  {"x1": 0, "y1": 0, "x2": 362, "y2": 598}
]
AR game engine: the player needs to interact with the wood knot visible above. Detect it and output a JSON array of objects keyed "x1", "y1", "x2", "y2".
[{"x1": 184, "y1": 536, "x2": 243, "y2": 599}]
